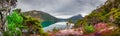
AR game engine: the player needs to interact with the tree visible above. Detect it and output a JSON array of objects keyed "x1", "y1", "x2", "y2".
[
  {"x1": 74, "y1": 19, "x2": 83, "y2": 28},
  {"x1": 21, "y1": 15, "x2": 48, "y2": 36},
  {"x1": 0, "y1": 0, "x2": 17, "y2": 31},
  {"x1": 85, "y1": 12, "x2": 101, "y2": 25},
  {"x1": 66, "y1": 19, "x2": 72, "y2": 29},
  {"x1": 4, "y1": 9, "x2": 24, "y2": 36},
  {"x1": 105, "y1": 8, "x2": 120, "y2": 27},
  {"x1": 112, "y1": 10, "x2": 120, "y2": 27}
]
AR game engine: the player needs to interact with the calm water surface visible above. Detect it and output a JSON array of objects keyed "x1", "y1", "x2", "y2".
[{"x1": 42, "y1": 21, "x2": 74, "y2": 31}]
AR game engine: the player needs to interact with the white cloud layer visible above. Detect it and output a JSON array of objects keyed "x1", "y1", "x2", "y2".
[{"x1": 16, "y1": 0, "x2": 107, "y2": 18}]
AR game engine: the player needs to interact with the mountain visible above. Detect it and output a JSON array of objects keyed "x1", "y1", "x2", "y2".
[
  {"x1": 69, "y1": 14, "x2": 83, "y2": 20},
  {"x1": 22, "y1": 10, "x2": 58, "y2": 21},
  {"x1": 68, "y1": 14, "x2": 83, "y2": 23},
  {"x1": 57, "y1": 14, "x2": 83, "y2": 23}
]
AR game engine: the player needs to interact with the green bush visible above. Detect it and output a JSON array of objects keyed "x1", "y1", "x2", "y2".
[
  {"x1": 84, "y1": 25, "x2": 95, "y2": 34},
  {"x1": 4, "y1": 9, "x2": 24, "y2": 36}
]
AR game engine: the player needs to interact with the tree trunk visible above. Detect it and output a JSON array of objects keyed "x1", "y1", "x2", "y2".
[
  {"x1": 3, "y1": 0, "x2": 12, "y2": 31},
  {"x1": 0, "y1": 0, "x2": 13, "y2": 31}
]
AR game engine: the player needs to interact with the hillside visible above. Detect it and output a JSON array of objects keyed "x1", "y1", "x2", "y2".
[
  {"x1": 69, "y1": 14, "x2": 83, "y2": 20},
  {"x1": 68, "y1": 14, "x2": 83, "y2": 23},
  {"x1": 22, "y1": 10, "x2": 58, "y2": 21},
  {"x1": 74, "y1": 0, "x2": 120, "y2": 28},
  {"x1": 53, "y1": 0, "x2": 120, "y2": 36},
  {"x1": 85, "y1": 0, "x2": 120, "y2": 25}
]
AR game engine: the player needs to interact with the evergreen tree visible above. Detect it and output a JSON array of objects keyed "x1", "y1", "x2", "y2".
[{"x1": 21, "y1": 15, "x2": 48, "y2": 36}]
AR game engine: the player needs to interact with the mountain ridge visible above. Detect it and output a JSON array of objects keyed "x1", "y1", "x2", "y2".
[
  {"x1": 68, "y1": 14, "x2": 83, "y2": 20},
  {"x1": 22, "y1": 10, "x2": 58, "y2": 21}
]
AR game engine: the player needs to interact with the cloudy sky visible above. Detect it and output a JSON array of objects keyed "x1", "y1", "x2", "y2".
[{"x1": 16, "y1": 0, "x2": 107, "y2": 18}]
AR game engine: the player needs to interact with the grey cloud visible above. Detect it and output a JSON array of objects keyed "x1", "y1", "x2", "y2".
[{"x1": 17, "y1": 0, "x2": 107, "y2": 18}]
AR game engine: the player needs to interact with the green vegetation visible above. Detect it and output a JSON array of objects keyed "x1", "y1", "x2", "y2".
[
  {"x1": 74, "y1": 0, "x2": 120, "y2": 36},
  {"x1": 52, "y1": 27, "x2": 59, "y2": 33},
  {"x1": 101, "y1": 27, "x2": 120, "y2": 36},
  {"x1": 21, "y1": 13, "x2": 48, "y2": 36},
  {"x1": 2, "y1": 9, "x2": 49, "y2": 36},
  {"x1": 4, "y1": 9, "x2": 24, "y2": 36},
  {"x1": 75, "y1": 3, "x2": 120, "y2": 28},
  {"x1": 23, "y1": 10, "x2": 58, "y2": 21},
  {"x1": 84, "y1": 24, "x2": 95, "y2": 34},
  {"x1": 1, "y1": 0, "x2": 120, "y2": 36},
  {"x1": 0, "y1": 0, "x2": 18, "y2": 31},
  {"x1": 74, "y1": 19, "x2": 87, "y2": 28}
]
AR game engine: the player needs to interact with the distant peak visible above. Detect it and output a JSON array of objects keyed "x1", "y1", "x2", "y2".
[{"x1": 74, "y1": 14, "x2": 83, "y2": 17}]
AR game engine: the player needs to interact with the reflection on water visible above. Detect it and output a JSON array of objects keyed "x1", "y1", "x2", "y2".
[{"x1": 42, "y1": 22, "x2": 74, "y2": 32}]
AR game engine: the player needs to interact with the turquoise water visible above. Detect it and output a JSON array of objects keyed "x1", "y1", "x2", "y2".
[{"x1": 41, "y1": 21, "x2": 57, "y2": 27}]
